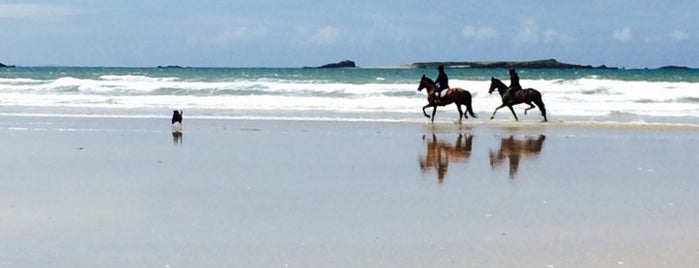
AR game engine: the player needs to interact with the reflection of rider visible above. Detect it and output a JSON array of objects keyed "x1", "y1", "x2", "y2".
[
  {"x1": 507, "y1": 68, "x2": 521, "y2": 103},
  {"x1": 419, "y1": 134, "x2": 473, "y2": 184},
  {"x1": 434, "y1": 65, "x2": 449, "y2": 103},
  {"x1": 489, "y1": 135, "x2": 545, "y2": 179}
]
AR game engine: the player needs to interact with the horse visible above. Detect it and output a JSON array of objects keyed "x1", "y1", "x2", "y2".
[
  {"x1": 417, "y1": 75, "x2": 477, "y2": 123},
  {"x1": 488, "y1": 77, "x2": 547, "y2": 122}
]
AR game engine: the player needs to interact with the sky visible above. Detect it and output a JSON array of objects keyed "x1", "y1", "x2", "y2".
[{"x1": 0, "y1": 0, "x2": 697, "y2": 68}]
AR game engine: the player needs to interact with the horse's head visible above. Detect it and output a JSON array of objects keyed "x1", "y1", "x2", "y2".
[
  {"x1": 488, "y1": 77, "x2": 497, "y2": 94},
  {"x1": 488, "y1": 77, "x2": 507, "y2": 95},
  {"x1": 418, "y1": 75, "x2": 434, "y2": 92}
]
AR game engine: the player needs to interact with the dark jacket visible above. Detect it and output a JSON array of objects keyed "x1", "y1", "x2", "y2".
[
  {"x1": 509, "y1": 69, "x2": 521, "y2": 91},
  {"x1": 435, "y1": 71, "x2": 449, "y2": 92}
]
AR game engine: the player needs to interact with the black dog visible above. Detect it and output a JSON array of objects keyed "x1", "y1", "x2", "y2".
[{"x1": 171, "y1": 110, "x2": 183, "y2": 124}]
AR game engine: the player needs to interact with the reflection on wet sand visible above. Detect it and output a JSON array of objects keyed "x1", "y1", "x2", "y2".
[
  {"x1": 419, "y1": 134, "x2": 473, "y2": 183},
  {"x1": 489, "y1": 135, "x2": 545, "y2": 179},
  {"x1": 172, "y1": 132, "x2": 183, "y2": 144}
]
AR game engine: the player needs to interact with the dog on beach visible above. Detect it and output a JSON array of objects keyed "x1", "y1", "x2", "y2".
[
  {"x1": 171, "y1": 110, "x2": 183, "y2": 143},
  {"x1": 172, "y1": 110, "x2": 183, "y2": 124},
  {"x1": 171, "y1": 110, "x2": 183, "y2": 133}
]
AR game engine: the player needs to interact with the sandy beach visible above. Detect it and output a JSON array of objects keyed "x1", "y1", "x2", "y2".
[{"x1": 1, "y1": 115, "x2": 697, "y2": 267}]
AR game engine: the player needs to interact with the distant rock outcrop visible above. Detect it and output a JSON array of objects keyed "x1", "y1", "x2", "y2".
[
  {"x1": 0, "y1": 61, "x2": 15, "y2": 68},
  {"x1": 316, "y1": 60, "x2": 357, "y2": 68},
  {"x1": 658, "y1": 65, "x2": 691, "y2": 70},
  {"x1": 407, "y1": 59, "x2": 614, "y2": 69},
  {"x1": 157, "y1": 65, "x2": 184, "y2": 69}
]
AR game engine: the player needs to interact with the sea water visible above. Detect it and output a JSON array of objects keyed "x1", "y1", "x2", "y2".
[{"x1": 1, "y1": 67, "x2": 698, "y2": 125}]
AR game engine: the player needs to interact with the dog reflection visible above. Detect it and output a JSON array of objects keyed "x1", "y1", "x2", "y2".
[
  {"x1": 172, "y1": 132, "x2": 183, "y2": 144},
  {"x1": 489, "y1": 135, "x2": 545, "y2": 179},
  {"x1": 419, "y1": 134, "x2": 473, "y2": 183}
]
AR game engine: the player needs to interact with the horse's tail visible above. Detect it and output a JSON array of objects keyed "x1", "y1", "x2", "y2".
[
  {"x1": 465, "y1": 91, "x2": 477, "y2": 118},
  {"x1": 533, "y1": 90, "x2": 547, "y2": 120},
  {"x1": 535, "y1": 91, "x2": 546, "y2": 111}
]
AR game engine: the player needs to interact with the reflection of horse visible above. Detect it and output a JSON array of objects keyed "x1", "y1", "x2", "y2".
[
  {"x1": 488, "y1": 77, "x2": 547, "y2": 122},
  {"x1": 417, "y1": 75, "x2": 477, "y2": 123},
  {"x1": 489, "y1": 135, "x2": 545, "y2": 179},
  {"x1": 419, "y1": 134, "x2": 473, "y2": 183}
]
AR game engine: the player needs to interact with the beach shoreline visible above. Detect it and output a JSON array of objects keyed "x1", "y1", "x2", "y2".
[
  {"x1": 2, "y1": 111, "x2": 699, "y2": 130},
  {"x1": 1, "y1": 115, "x2": 697, "y2": 267}
]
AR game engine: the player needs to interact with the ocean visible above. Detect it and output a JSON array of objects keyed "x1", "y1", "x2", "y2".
[{"x1": 1, "y1": 67, "x2": 698, "y2": 125}]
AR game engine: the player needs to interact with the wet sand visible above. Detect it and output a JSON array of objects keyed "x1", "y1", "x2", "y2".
[{"x1": 1, "y1": 116, "x2": 698, "y2": 267}]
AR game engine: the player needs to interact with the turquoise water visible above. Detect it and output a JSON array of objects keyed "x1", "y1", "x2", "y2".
[
  {"x1": 3, "y1": 67, "x2": 699, "y2": 82},
  {"x1": 1, "y1": 67, "x2": 698, "y2": 124}
]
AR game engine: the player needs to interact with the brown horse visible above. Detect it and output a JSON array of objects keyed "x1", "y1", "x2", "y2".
[
  {"x1": 488, "y1": 77, "x2": 547, "y2": 122},
  {"x1": 417, "y1": 75, "x2": 477, "y2": 123}
]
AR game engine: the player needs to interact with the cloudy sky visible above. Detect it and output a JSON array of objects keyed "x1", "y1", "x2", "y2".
[{"x1": 0, "y1": 0, "x2": 697, "y2": 68}]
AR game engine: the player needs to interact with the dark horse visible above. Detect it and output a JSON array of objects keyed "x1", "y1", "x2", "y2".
[
  {"x1": 488, "y1": 77, "x2": 547, "y2": 122},
  {"x1": 417, "y1": 75, "x2": 477, "y2": 123}
]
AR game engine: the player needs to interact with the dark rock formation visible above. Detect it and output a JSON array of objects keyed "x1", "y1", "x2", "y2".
[
  {"x1": 407, "y1": 59, "x2": 615, "y2": 69},
  {"x1": 317, "y1": 60, "x2": 357, "y2": 68},
  {"x1": 658, "y1": 65, "x2": 691, "y2": 70},
  {"x1": 0, "y1": 62, "x2": 15, "y2": 68}
]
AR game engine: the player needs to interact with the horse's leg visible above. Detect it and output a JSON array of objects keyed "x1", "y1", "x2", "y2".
[
  {"x1": 490, "y1": 104, "x2": 506, "y2": 120},
  {"x1": 431, "y1": 106, "x2": 437, "y2": 123},
  {"x1": 508, "y1": 106, "x2": 519, "y2": 121},
  {"x1": 524, "y1": 102, "x2": 536, "y2": 115},
  {"x1": 422, "y1": 104, "x2": 432, "y2": 118},
  {"x1": 456, "y1": 104, "x2": 464, "y2": 123}
]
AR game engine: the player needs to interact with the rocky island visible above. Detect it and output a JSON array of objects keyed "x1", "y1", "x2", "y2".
[
  {"x1": 407, "y1": 59, "x2": 614, "y2": 69},
  {"x1": 157, "y1": 65, "x2": 184, "y2": 69},
  {"x1": 658, "y1": 65, "x2": 691, "y2": 70},
  {"x1": 0, "y1": 61, "x2": 16, "y2": 68},
  {"x1": 310, "y1": 60, "x2": 357, "y2": 69}
]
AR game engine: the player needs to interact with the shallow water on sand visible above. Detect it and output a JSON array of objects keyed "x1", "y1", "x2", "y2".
[{"x1": 1, "y1": 116, "x2": 697, "y2": 267}]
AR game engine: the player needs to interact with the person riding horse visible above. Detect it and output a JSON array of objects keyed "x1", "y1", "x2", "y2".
[
  {"x1": 434, "y1": 65, "x2": 449, "y2": 104},
  {"x1": 506, "y1": 68, "x2": 522, "y2": 104},
  {"x1": 417, "y1": 75, "x2": 477, "y2": 123},
  {"x1": 488, "y1": 77, "x2": 547, "y2": 122}
]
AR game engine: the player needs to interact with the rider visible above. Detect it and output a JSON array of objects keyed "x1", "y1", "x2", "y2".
[
  {"x1": 434, "y1": 65, "x2": 449, "y2": 104},
  {"x1": 506, "y1": 68, "x2": 522, "y2": 103}
]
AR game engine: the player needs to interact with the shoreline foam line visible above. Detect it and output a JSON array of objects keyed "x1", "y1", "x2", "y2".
[{"x1": 2, "y1": 113, "x2": 698, "y2": 130}]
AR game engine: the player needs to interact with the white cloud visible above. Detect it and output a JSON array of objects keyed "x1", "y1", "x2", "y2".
[
  {"x1": 309, "y1": 26, "x2": 343, "y2": 45},
  {"x1": 0, "y1": 3, "x2": 85, "y2": 21},
  {"x1": 462, "y1": 25, "x2": 499, "y2": 40},
  {"x1": 293, "y1": 25, "x2": 345, "y2": 46},
  {"x1": 207, "y1": 26, "x2": 268, "y2": 47},
  {"x1": 513, "y1": 20, "x2": 571, "y2": 43},
  {"x1": 368, "y1": 14, "x2": 409, "y2": 42},
  {"x1": 515, "y1": 19, "x2": 540, "y2": 43},
  {"x1": 543, "y1": 29, "x2": 573, "y2": 43},
  {"x1": 670, "y1": 30, "x2": 689, "y2": 41},
  {"x1": 613, "y1": 27, "x2": 633, "y2": 42}
]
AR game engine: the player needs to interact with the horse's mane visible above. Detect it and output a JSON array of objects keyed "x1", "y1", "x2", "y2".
[
  {"x1": 422, "y1": 75, "x2": 435, "y2": 85},
  {"x1": 491, "y1": 77, "x2": 508, "y2": 88}
]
